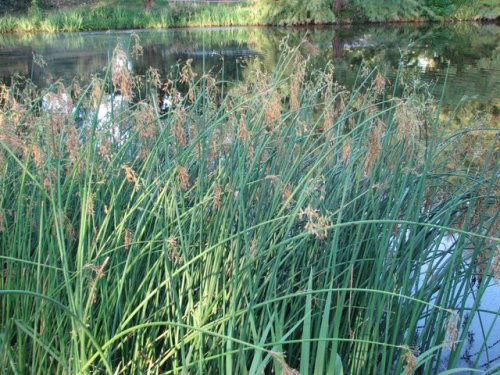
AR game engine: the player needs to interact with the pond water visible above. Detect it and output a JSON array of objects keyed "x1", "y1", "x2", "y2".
[{"x1": 0, "y1": 23, "x2": 499, "y2": 114}]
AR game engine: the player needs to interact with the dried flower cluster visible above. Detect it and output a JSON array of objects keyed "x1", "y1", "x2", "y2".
[
  {"x1": 401, "y1": 347, "x2": 417, "y2": 375},
  {"x1": 213, "y1": 184, "x2": 222, "y2": 210},
  {"x1": 177, "y1": 165, "x2": 189, "y2": 191},
  {"x1": 180, "y1": 59, "x2": 197, "y2": 84},
  {"x1": 112, "y1": 46, "x2": 132, "y2": 101},
  {"x1": 167, "y1": 236, "x2": 181, "y2": 265},
  {"x1": 373, "y1": 72, "x2": 387, "y2": 95},
  {"x1": 131, "y1": 32, "x2": 144, "y2": 59},
  {"x1": 124, "y1": 229, "x2": 132, "y2": 250},
  {"x1": 394, "y1": 99, "x2": 422, "y2": 146},
  {"x1": 364, "y1": 118, "x2": 385, "y2": 176},
  {"x1": 444, "y1": 311, "x2": 460, "y2": 350},
  {"x1": 290, "y1": 55, "x2": 306, "y2": 112},
  {"x1": 84, "y1": 256, "x2": 110, "y2": 303},
  {"x1": 122, "y1": 165, "x2": 140, "y2": 192},
  {"x1": 299, "y1": 205, "x2": 331, "y2": 239}
]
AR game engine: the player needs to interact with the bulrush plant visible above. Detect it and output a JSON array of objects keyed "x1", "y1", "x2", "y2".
[{"x1": 0, "y1": 44, "x2": 499, "y2": 375}]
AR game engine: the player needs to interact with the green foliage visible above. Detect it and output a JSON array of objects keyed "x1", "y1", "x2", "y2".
[
  {"x1": 426, "y1": 0, "x2": 457, "y2": 17},
  {"x1": 469, "y1": 0, "x2": 500, "y2": 20},
  {"x1": 333, "y1": 0, "x2": 498, "y2": 22},
  {"x1": 257, "y1": 0, "x2": 334, "y2": 25},
  {"x1": 27, "y1": 0, "x2": 43, "y2": 22},
  {"x1": 0, "y1": 0, "x2": 28, "y2": 16},
  {"x1": 352, "y1": 0, "x2": 427, "y2": 22}
]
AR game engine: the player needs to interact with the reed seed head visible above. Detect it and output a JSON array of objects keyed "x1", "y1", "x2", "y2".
[
  {"x1": 401, "y1": 346, "x2": 417, "y2": 375},
  {"x1": 65, "y1": 122, "x2": 80, "y2": 169},
  {"x1": 444, "y1": 311, "x2": 460, "y2": 350},
  {"x1": 112, "y1": 46, "x2": 132, "y2": 101},
  {"x1": 180, "y1": 59, "x2": 197, "y2": 84},
  {"x1": 146, "y1": 67, "x2": 162, "y2": 89},
  {"x1": 238, "y1": 112, "x2": 248, "y2": 141},
  {"x1": 177, "y1": 165, "x2": 189, "y2": 191},
  {"x1": 373, "y1": 72, "x2": 387, "y2": 94},
  {"x1": 124, "y1": 229, "x2": 132, "y2": 250},
  {"x1": 299, "y1": 205, "x2": 331, "y2": 239},
  {"x1": 167, "y1": 236, "x2": 181, "y2": 264},
  {"x1": 290, "y1": 55, "x2": 306, "y2": 112},
  {"x1": 122, "y1": 165, "x2": 140, "y2": 192},
  {"x1": 265, "y1": 92, "x2": 282, "y2": 125},
  {"x1": 214, "y1": 184, "x2": 222, "y2": 210},
  {"x1": 364, "y1": 118, "x2": 385, "y2": 176},
  {"x1": 394, "y1": 99, "x2": 422, "y2": 146},
  {"x1": 131, "y1": 32, "x2": 144, "y2": 59}
]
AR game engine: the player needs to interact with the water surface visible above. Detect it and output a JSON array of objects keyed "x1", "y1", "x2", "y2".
[{"x1": 0, "y1": 23, "x2": 499, "y2": 111}]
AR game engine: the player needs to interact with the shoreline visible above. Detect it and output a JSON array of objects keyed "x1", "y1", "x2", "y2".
[
  {"x1": 0, "y1": 3, "x2": 498, "y2": 35},
  {"x1": 0, "y1": 18, "x2": 498, "y2": 35}
]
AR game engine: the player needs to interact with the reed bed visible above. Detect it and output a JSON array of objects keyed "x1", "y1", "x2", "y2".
[{"x1": 0, "y1": 44, "x2": 499, "y2": 374}]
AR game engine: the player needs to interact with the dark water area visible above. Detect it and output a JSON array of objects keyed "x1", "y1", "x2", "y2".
[{"x1": 0, "y1": 23, "x2": 499, "y2": 110}]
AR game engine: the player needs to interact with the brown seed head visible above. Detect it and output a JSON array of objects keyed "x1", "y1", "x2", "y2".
[
  {"x1": 270, "y1": 352, "x2": 300, "y2": 375},
  {"x1": 112, "y1": 46, "x2": 132, "y2": 101},
  {"x1": 172, "y1": 109, "x2": 187, "y2": 146},
  {"x1": 131, "y1": 32, "x2": 144, "y2": 59},
  {"x1": 341, "y1": 140, "x2": 352, "y2": 163},
  {"x1": 214, "y1": 184, "x2": 222, "y2": 210},
  {"x1": 238, "y1": 112, "x2": 248, "y2": 141},
  {"x1": 65, "y1": 122, "x2": 80, "y2": 168},
  {"x1": 124, "y1": 229, "x2": 132, "y2": 250},
  {"x1": 373, "y1": 72, "x2": 387, "y2": 94},
  {"x1": 299, "y1": 205, "x2": 331, "y2": 239},
  {"x1": 394, "y1": 99, "x2": 422, "y2": 145},
  {"x1": 87, "y1": 192, "x2": 95, "y2": 216},
  {"x1": 91, "y1": 79, "x2": 102, "y2": 109},
  {"x1": 146, "y1": 67, "x2": 162, "y2": 89},
  {"x1": 177, "y1": 165, "x2": 189, "y2": 190},
  {"x1": 167, "y1": 236, "x2": 181, "y2": 264},
  {"x1": 122, "y1": 165, "x2": 140, "y2": 192},
  {"x1": 265, "y1": 92, "x2": 282, "y2": 124},
  {"x1": 401, "y1": 347, "x2": 417, "y2": 375},
  {"x1": 290, "y1": 56, "x2": 306, "y2": 112},
  {"x1": 364, "y1": 118, "x2": 385, "y2": 176},
  {"x1": 180, "y1": 59, "x2": 197, "y2": 84},
  {"x1": 444, "y1": 311, "x2": 460, "y2": 350}
]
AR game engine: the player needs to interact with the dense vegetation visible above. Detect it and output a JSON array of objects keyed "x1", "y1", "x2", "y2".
[
  {"x1": 0, "y1": 41, "x2": 498, "y2": 373},
  {"x1": 0, "y1": 0, "x2": 498, "y2": 33}
]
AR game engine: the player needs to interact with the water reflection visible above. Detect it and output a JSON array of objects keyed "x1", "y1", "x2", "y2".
[{"x1": 0, "y1": 24, "x2": 498, "y2": 108}]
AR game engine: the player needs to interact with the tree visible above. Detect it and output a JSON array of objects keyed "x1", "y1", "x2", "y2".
[
  {"x1": 257, "y1": 0, "x2": 334, "y2": 25},
  {"x1": 0, "y1": 0, "x2": 30, "y2": 15},
  {"x1": 143, "y1": 0, "x2": 153, "y2": 11},
  {"x1": 332, "y1": 0, "x2": 347, "y2": 12}
]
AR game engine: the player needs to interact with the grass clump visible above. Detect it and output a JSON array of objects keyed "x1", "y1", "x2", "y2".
[
  {"x1": 0, "y1": 42, "x2": 499, "y2": 374},
  {"x1": 0, "y1": 0, "x2": 498, "y2": 34},
  {"x1": 0, "y1": 3, "x2": 264, "y2": 33}
]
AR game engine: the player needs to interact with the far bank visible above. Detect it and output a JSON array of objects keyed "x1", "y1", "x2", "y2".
[{"x1": 0, "y1": 0, "x2": 499, "y2": 34}]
